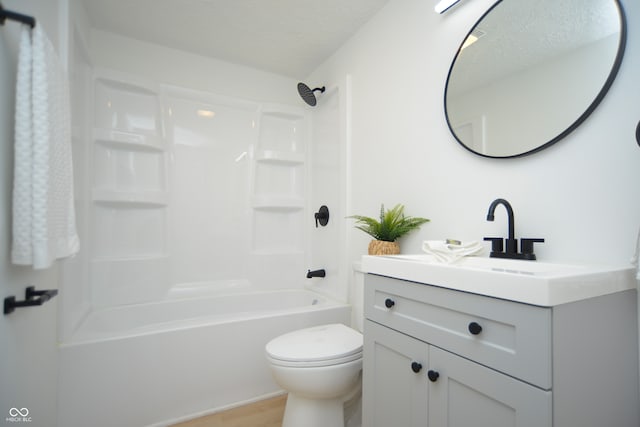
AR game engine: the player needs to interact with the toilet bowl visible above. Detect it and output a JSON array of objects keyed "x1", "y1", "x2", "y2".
[{"x1": 265, "y1": 323, "x2": 363, "y2": 427}]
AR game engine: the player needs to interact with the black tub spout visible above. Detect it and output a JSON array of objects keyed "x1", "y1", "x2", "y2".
[{"x1": 306, "y1": 269, "x2": 326, "y2": 278}]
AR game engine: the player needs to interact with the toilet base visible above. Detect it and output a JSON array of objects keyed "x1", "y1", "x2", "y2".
[{"x1": 282, "y1": 393, "x2": 345, "y2": 427}]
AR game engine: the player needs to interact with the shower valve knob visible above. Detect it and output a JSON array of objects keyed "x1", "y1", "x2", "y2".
[{"x1": 314, "y1": 205, "x2": 329, "y2": 227}]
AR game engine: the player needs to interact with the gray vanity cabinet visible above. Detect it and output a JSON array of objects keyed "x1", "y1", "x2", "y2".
[
  {"x1": 427, "y1": 345, "x2": 551, "y2": 427},
  {"x1": 362, "y1": 273, "x2": 639, "y2": 427},
  {"x1": 363, "y1": 320, "x2": 428, "y2": 426},
  {"x1": 364, "y1": 320, "x2": 551, "y2": 427}
]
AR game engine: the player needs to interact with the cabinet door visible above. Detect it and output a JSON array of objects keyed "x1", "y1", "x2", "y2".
[
  {"x1": 363, "y1": 320, "x2": 429, "y2": 427},
  {"x1": 428, "y1": 346, "x2": 552, "y2": 427}
]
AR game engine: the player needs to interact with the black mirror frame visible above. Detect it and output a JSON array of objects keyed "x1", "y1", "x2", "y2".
[{"x1": 443, "y1": 0, "x2": 627, "y2": 159}]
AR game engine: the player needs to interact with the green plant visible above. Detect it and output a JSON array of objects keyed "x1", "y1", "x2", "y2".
[{"x1": 348, "y1": 204, "x2": 429, "y2": 242}]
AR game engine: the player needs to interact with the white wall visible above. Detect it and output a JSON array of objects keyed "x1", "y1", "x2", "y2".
[
  {"x1": 308, "y1": 0, "x2": 640, "y2": 267},
  {"x1": 0, "y1": 1, "x2": 67, "y2": 425}
]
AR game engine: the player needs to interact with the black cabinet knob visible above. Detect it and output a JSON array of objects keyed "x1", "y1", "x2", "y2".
[
  {"x1": 411, "y1": 362, "x2": 422, "y2": 373},
  {"x1": 384, "y1": 298, "x2": 395, "y2": 309},
  {"x1": 427, "y1": 370, "x2": 440, "y2": 382},
  {"x1": 468, "y1": 322, "x2": 483, "y2": 335}
]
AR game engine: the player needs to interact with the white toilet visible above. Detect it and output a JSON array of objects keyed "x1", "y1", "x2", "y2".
[
  {"x1": 266, "y1": 264, "x2": 366, "y2": 427},
  {"x1": 266, "y1": 323, "x2": 363, "y2": 427}
]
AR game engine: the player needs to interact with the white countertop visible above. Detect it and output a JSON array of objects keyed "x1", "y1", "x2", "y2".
[{"x1": 361, "y1": 254, "x2": 636, "y2": 306}]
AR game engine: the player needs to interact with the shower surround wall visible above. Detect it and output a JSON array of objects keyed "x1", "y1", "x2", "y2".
[
  {"x1": 87, "y1": 70, "x2": 309, "y2": 310},
  {"x1": 59, "y1": 40, "x2": 351, "y2": 424}
]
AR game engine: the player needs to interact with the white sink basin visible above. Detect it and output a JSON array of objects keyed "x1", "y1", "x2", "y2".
[{"x1": 361, "y1": 254, "x2": 636, "y2": 306}]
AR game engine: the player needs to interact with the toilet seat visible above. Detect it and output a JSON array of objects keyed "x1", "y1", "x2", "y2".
[
  {"x1": 267, "y1": 350, "x2": 362, "y2": 367},
  {"x1": 266, "y1": 324, "x2": 363, "y2": 367}
]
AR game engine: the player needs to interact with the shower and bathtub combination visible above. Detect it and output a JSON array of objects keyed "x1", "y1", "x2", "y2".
[{"x1": 58, "y1": 68, "x2": 350, "y2": 427}]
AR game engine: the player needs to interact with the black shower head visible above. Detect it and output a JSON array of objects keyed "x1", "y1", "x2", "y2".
[{"x1": 297, "y1": 82, "x2": 325, "y2": 106}]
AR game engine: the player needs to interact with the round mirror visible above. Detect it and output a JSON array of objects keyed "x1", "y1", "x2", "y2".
[{"x1": 444, "y1": 0, "x2": 626, "y2": 158}]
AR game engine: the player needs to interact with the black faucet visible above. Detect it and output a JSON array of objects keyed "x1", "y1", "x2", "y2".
[
  {"x1": 306, "y1": 269, "x2": 326, "y2": 278},
  {"x1": 484, "y1": 198, "x2": 544, "y2": 260},
  {"x1": 486, "y1": 198, "x2": 517, "y2": 254}
]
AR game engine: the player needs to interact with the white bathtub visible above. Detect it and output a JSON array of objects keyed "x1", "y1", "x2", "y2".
[{"x1": 58, "y1": 288, "x2": 351, "y2": 427}]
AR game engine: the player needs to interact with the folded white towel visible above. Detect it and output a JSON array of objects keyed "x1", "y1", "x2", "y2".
[
  {"x1": 12, "y1": 24, "x2": 79, "y2": 269},
  {"x1": 422, "y1": 239, "x2": 483, "y2": 263}
]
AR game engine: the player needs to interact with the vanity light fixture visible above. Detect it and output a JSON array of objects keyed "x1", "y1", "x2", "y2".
[{"x1": 435, "y1": 0, "x2": 461, "y2": 14}]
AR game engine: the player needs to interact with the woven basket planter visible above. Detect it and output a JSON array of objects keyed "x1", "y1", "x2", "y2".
[{"x1": 368, "y1": 240, "x2": 400, "y2": 256}]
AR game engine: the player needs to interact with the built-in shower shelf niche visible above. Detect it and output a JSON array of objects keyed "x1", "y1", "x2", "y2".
[
  {"x1": 91, "y1": 254, "x2": 169, "y2": 264},
  {"x1": 92, "y1": 189, "x2": 169, "y2": 207},
  {"x1": 255, "y1": 150, "x2": 305, "y2": 165},
  {"x1": 92, "y1": 73, "x2": 167, "y2": 207},
  {"x1": 250, "y1": 104, "x2": 308, "y2": 256},
  {"x1": 258, "y1": 110, "x2": 306, "y2": 153},
  {"x1": 94, "y1": 128, "x2": 165, "y2": 152},
  {"x1": 254, "y1": 163, "x2": 303, "y2": 199},
  {"x1": 261, "y1": 103, "x2": 305, "y2": 118},
  {"x1": 95, "y1": 75, "x2": 158, "y2": 95},
  {"x1": 251, "y1": 195, "x2": 304, "y2": 211},
  {"x1": 94, "y1": 76, "x2": 162, "y2": 136},
  {"x1": 90, "y1": 71, "x2": 169, "y2": 307},
  {"x1": 92, "y1": 143, "x2": 167, "y2": 192}
]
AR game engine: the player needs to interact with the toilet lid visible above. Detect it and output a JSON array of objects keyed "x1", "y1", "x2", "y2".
[{"x1": 266, "y1": 324, "x2": 363, "y2": 363}]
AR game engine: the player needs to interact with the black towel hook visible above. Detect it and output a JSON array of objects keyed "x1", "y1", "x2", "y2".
[{"x1": 0, "y1": 3, "x2": 36, "y2": 28}]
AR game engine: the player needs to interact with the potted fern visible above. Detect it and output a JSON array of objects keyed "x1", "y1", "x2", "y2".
[{"x1": 348, "y1": 204, "x2": 429, "y2": 255}]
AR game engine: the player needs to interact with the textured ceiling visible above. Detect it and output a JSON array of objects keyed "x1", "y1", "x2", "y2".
[
  {"x1": 81, "y1": 0, "x2": 390, "y2": 79},
  {"x1": 449, "y1": 0, "x2": 622, "y2": 95}
]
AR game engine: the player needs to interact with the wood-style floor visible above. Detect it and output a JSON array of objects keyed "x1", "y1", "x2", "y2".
[{"x1": 170, "y1": 394, "x2": 287, "y2": 427}]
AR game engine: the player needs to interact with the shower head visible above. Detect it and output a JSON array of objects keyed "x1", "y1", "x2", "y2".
[{"x1": 297, "y1": 82, "x2": 325, "y2": 106}]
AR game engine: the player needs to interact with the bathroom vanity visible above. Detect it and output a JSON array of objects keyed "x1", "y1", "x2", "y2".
[{"x1": 361, "y1": 255, "x2": 639, "y2": 427}]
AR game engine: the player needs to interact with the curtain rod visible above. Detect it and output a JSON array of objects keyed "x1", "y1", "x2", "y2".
[{"x1": 0, "y1": 3, "x2": 36, "y2": 28}]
